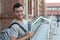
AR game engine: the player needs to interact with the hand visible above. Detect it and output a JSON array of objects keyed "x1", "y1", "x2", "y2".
[{"x1": 25, "y1": 31, "x2": 34, "y2": 38}]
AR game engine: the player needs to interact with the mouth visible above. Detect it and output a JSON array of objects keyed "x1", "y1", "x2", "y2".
[{"x1": 18, "y1": 15, "x2": 23, "y2": 18}]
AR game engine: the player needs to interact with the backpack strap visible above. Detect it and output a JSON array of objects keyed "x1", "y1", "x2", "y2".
[
  {"x1": 8, "y1": 22, "x2": 27, "y2": 32},
  {"x1": 28, "y1": 22, "x2": 31, "y2": 40},
  {"x1": 28, "y1": 22, "x2": 31, "y2": 31}
]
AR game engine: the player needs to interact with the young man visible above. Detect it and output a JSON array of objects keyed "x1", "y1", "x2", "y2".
[{"x1": 10, "y1": 3, "x2": 34, "y2": 40}]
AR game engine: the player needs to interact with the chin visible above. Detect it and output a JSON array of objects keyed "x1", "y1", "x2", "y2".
[
  {"x1": 18, "y1": 17, "x2": 23, "y2": 20},
  {"x1": 16, "y1": 16, "x2": 23, "y2": 20}
]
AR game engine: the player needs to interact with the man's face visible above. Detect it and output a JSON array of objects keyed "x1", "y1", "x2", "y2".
[{"x1": 14, "y1": 6, "x2": 25, "y2": 20}]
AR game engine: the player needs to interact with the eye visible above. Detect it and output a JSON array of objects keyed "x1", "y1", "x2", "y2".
[
  {"x1": 16, "y1": 11, "x2": 19, "y2": 13},
  {"x1": 20, "y1": 10, "x2": 23, "y2": 12}
]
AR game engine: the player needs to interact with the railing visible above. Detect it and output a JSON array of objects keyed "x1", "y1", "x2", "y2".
[
  {"x1": 48, "y1": 16, "x2": 57, "y2": 40},
  {"x1": 30, "y1": 16, "x2": 56, "y2": 40}
]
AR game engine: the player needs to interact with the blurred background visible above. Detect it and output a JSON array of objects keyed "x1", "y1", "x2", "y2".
[{"x1": 0, "y1": 0, "x2": 60, "y2": 40}]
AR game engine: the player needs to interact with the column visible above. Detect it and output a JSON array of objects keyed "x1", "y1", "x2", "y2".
[{"x1": 24, "y1": 0, "x2": 28, "y2": 20}]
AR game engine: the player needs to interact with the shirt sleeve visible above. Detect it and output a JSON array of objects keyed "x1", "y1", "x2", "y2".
[{"x1": 10, "y1": 24, "x2": 20, "y2": 38}]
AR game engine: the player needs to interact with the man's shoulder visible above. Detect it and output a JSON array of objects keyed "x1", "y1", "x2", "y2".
[
  {"x1": 23, "y1": 19, "x2": 28, "y2": 22},
  {"x1": 23, "y1": 19, "x2": 28, "y2": 25},
  {"x1": 11, "y1": 19, "x2": 17, "y2": 23}
]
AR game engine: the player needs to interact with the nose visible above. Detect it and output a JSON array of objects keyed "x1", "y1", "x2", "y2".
[{"x1": 18, "y1": 12, "x2": 24, "y2": 16}]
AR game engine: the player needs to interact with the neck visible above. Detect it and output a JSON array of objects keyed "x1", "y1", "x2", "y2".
[{"x1": 16, "y1": 18, "x2": 23, "y2": 22}]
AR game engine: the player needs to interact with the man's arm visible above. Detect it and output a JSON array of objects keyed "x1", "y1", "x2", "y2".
[
  {"x1": 10, "y1": 35, "x2": 28, "y2": 40},
  {"x1": 11, "y1": 31, "x2": 34, "y2": 40}
]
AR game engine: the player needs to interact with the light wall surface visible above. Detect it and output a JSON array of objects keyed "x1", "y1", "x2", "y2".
[{"x1": 45, "y1": 0, "x2": 60, "y2": 3}]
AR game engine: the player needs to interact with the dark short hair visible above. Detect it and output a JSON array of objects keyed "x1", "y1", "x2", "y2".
[{"x1": 13, "y1": 3, "x2": 23, "y2": 11}]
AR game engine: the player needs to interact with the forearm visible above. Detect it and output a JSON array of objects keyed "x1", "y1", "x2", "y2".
[
  {"x1": 17, "y1": 31, "x2": 34, "y2": 40},
  {"x1": 11, "y1": 31, "x2": 34, "y2": 40},
  {"x1": 17, "y1": 35, "x2": 29, "y2": 40}
]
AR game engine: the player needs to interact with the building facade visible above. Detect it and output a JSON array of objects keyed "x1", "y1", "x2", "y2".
[
  {"x1": 0, "y1": 0, "x2": 45, "y2": 31},
  {"x1": 46, "y1": 3, "x2": 60, "y2": 23},
  {"x1": 46, "y1": 3, "x2": 60, "y2": 16}
]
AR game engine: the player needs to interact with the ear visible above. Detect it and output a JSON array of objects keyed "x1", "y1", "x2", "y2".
[{"x1": 13, "y1": 12, "x2": 16, "y2": 18}]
